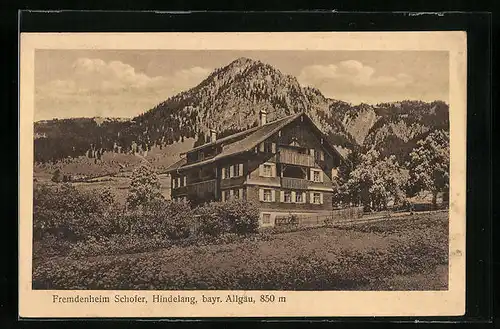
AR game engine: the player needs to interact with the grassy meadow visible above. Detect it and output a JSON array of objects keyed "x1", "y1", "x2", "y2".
[{"x1": 33, "y1": 211, "x2": 448, "y2": 291}]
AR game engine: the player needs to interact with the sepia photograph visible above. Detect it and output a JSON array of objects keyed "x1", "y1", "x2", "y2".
[{"x1": 19, "y1": 32, "x2": 466, "y2": 317}]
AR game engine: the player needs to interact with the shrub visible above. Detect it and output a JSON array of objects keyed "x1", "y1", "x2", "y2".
[
  {"x1": 126, "y1": 164, "x2": 163, "y2": 210},
  {"x1": 219, "y1": 199, "x2": 260, "y2": 234},
  {"x1": 195, "y1": 202, "x2": 230, "y2": 237},
  {"x1": 33, "y1": 183, "x2": 122, "y2": 241},
  {"x1": 138, "y1": 199, "x2": 194, "y2": 240},
  {"x1": 68, "y1": 234, "x2": 173, "y2": 258},
  {"x1": 195, "y1": 199, "x2": 259, "y2": 236},
  {"x1": 33, "y1": 234, "x2": 73, "y2": 261}
]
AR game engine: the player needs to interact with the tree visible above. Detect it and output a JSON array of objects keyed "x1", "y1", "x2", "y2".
[
  {"x1": 126, "y1": 164, "x2": 163, "y2": 210},
  {"x1": 407, "y1": 129, "x2": 450, "y2": 208},
  {"x1": 341, "y1": 149, "x2": 409, "y2": 211}
]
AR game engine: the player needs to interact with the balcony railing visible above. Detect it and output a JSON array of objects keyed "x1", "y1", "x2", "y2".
[
  {"x1": 281, "y1": 177, "x2": 309, "y2": 190},
  {"x1": 186, "y1": 179, "x2": 217, "y2": 196},
  {"x1": 278, "y1": 149, "x2": 314, "y2": 167}
]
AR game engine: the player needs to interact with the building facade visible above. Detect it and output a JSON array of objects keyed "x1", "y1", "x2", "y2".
[{"x1": 164, "y1": 111, "x2": 345, "y2": 227}]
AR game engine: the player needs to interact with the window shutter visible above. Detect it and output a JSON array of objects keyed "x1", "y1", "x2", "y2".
[
  {"x1": 280, "y1": 190, "x2": 285, "y2": 203},
  {"x1": 291, "y1": 191, "x2": 296, "y2": 203},
  {"x1": 271, "y1": 142, "x2": 276, "y2": 153},
  {"x1": 222, "y1": 190, "x2": 226, "y2": 202},
  {"x1": 230, "y1": 165, "x2": 234, "y2": 178},
  {"x1": 172, "y1": 178, "x2": 175, "y2": 188},
  {"x1": 259, "y1": 189, "x2": 264, "y2": 201},
  {"x1": 309, "y1": 192, "x2": 314, "y2": 203},
  {"x1": 239, "y1": 188, "x2": 243, "y2": 199},
  {"x1": 309, "y1": 168, "x2": 314, "y2": 181},
  {"x1": 271, "y1": 164, "x2": 276, "y2": 177},
  {"x1": 259, "y1": 142, "x2": 265, "y2": 152},
  {"x1": 320, "y1": 171, "x2": 324, "y2": 183},
  {"x1": 320, "y1": 193, "x2": 324, "y2": 204},
  {"x1": 309, "y1": 148, "x2": 315, "y2": 157},
  {"x1": 332, "y1": 167, "x2": 338, "y2": 178},
  {"x1": 271, "y1": 189, "x2": 276, "y2": 202},
  {"x1": 177, "y1": 177, "x2": 181, "y2": 187},
  {"x1": 239, "y1": 163, "x2": 243, "y2": 177},
  {"x1": 221, "y1": 168, "x2": 226, "y2": 179},
  {"x1": 259, "y1": 164, "x2": 264, "y2": 177},
  {"x1": 183, "y1": 176, "x2": 187, "y2": 186},
  {"x1": 320, "y1": 150, "x2": 324, "y2": 161},
  {"x1": 302, "y1": 192, "x2": 306, "y2": 203},
  {"x1": 230, "y1": 189, "x2": 234, "y2": 198}
]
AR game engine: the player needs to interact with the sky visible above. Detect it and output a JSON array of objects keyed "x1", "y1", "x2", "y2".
[{"x1": 34, "y1": 50, "x2": 449, "y2": 121}]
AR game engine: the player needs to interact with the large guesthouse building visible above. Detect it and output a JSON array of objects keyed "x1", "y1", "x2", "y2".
[{"x1": 164, "y1": 110, "x2": 345, "y2": 227}]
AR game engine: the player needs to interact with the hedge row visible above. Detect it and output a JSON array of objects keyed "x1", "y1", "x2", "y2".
[{"x1": 33, "y1": 183, "x2": 261, "y2": 259}]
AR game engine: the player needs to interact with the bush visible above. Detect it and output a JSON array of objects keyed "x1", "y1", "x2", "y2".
[
  {"x1": 219, "y1": 199, "x2": 260, "y2": 234},
  {"x1": 67, "y1": 234, "x2": 174, "y2": 259},
  {"x1": 195, "y1": 202, "x2": 230, "y2": 237},
  {"x1": 136, "y1": 199, "x2": 194, "y2": 240},
  {"x1": 33, "y1": 183, "x2": 122, "y2": 241},
  {"x1": 195, "y1": 199, "x2": 259, "y2": 236},
  {"x1": 33, "y1": 235, "x2": 73, "y2": 261}
]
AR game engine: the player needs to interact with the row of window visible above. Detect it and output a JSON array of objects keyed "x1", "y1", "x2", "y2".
[
  {"x1": 259, "y1": 188, "x2": 324, "y2": 205},
  {"x1": 221, "y1": 164, "x2": 244, "y2": 179},
  {"x1": 221, "y1": 188, "x2": 244, "y2": 201},
  {"x1": 259, "y1": 163, "x2": 324, "y2": 182},
  {"x1": 172, "y1": 176, "x2": 187, "y2": 189},
  {"x1": 173, "y1": 165, "x2": 331, "y2": 189},
  {"x1": 172, "y1": 196, "x2": 188, "y2": 203}
]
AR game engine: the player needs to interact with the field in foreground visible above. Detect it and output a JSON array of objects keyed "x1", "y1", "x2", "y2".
[{"x1": 33, "y1": 211, "x2": 448, "y2": 291}]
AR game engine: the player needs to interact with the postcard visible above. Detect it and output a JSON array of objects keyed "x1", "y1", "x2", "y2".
[{"x1": 19, "y1": 31, "x2": 466, "y2": 318}]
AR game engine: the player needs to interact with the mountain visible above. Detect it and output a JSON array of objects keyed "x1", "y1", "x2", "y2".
[
  {"x1": 134, "y1": 57, "x2": 356, "y2": 149},
  {"x1": 361, "y1": 100, "x2": 449, "y2": 162},
  {"x1": 34, "y1": 57, "x2": 449, "y2": 174}
]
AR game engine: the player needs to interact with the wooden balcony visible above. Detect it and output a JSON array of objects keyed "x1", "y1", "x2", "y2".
[
  {"x1": 281, "y1": 177, "x2": 309, "y2": 190},
  {"x1": 278, "y1": 149, "x2": 314, "y2": 167},
  {"x1": 186, "y1": 179, "x2": 217, "y2": 196}
]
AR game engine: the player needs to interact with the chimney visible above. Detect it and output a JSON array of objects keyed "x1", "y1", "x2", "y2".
[
  {"x1": 210, "y1": 129, "x2": 217, "y2": 143},
  {"x1": 259, "y1": 110, "x2": 267, "y2": 126}
]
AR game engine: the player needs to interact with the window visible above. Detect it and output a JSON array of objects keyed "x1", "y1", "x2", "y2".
[
  {"x1": 259, "y1": 188, "x2": 275, "y2": 202},
  {"x1": 263, "y1": 164, "x2": 272, "y2": 177},
  {"x1": 223, "y1": 164, "x2": 243, "y2": 179},
  {"x1": 295, "y1": 192, "x2": 303, "y2": 203},
  {"x1": 263, "y1": 142, "x2": 276, "y2": 153},
  {"x1": 222, "y1": 190, "x2": 230, "y2": 202},
  {"x1": 262, "y1": 213, "x2": 271, "y2": 225},
  {"x1": 313, "y1": 170, "x2": 321, "y2": 182},
  {"x1": 313, "y1": 192, "x2": 321, "y2": 204},
  {"x1": 234, "y1": 188, "x2": 240, "y2": 199},
  {"x1": 263, "y1": 189, "x2": 272, "y2": 202},
  {"x1": 284, "y1": 190, "x2": 292, "y2": 203},
  {"x1": 315, "y1": 150, "x2": 324, "y2": 162}
]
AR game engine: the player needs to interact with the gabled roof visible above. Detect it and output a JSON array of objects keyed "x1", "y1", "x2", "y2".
[{"x1": 163, "y1": 112, "x2": 344, "y2": 174}]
